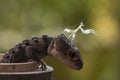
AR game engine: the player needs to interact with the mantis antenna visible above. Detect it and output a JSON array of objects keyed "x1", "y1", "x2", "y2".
[{"x1": 64, "y1": 22, "x2": 96, "y2": 41}]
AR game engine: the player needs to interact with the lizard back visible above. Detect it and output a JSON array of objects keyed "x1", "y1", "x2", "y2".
[{"x1": 0, "y1": 35, "x2": 53, "y2": 63}]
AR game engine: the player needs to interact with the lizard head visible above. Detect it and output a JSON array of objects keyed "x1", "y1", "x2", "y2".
[{"x1": 48, "y1": 34, "x2": 83, "y2": 70}]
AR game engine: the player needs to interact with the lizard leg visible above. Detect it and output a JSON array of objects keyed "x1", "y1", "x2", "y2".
[
  {"x1": 38, "y1": 59, "x2": 47, "y2": 71},
  {"x1": 25, "y1": 46, "x2": 47, "y2": 71}
]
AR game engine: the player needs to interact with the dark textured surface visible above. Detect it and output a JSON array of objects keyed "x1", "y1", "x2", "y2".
[{"x1": 0, "y1": 35, "x2": 53, "y2": 63}]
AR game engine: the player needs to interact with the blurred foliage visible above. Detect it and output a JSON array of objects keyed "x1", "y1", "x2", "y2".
[{"x1": 0, "y1": 0, "x2": 119, "y2": 80}]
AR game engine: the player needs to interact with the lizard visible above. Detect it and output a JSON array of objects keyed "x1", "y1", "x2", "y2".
[{"x1": 0, "y1": 34, "x2": 83, "y2": 70}]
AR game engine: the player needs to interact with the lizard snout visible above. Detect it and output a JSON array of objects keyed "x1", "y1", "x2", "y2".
[{"x1": 73, "y1": 59, "x2": 83, "y2": 70}]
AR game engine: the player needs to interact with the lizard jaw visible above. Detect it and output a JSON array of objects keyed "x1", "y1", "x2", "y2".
[
  {"x1": 58, "y1": 54, "x2": 83, "y2": 70},
  {"x1": 49, "y1": 50, "x2": 83, "y2": 70}
]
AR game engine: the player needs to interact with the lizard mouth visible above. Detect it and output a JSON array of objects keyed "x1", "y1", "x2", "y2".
[
  {"x1": 64, "y1": 58, "x2": 83, "y2": 70},
  {"x1": 56, "y1": 53, "x2": 83, "y2": 70},
  {"x1": 73, "y1": 60, "x2": 83, "y2": 70}
]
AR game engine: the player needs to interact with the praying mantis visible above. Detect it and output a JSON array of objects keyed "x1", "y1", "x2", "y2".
[{"x1": 64, "y1": 22, "x2": 96, "y2": 40}]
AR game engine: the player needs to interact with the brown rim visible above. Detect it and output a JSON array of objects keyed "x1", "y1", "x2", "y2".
[
  {"x1": 0, "y1": 66, "x2": 54, "y2": 75},
  {"x1": 0, "y1": 62, "x2": 35, "y2": 65}
]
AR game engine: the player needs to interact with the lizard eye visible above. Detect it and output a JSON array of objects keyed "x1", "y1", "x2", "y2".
[{"x1": 67, "y1": 51, "x2": 79, "y2": 61}]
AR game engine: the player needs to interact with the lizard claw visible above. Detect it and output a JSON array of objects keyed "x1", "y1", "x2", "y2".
[
  {"x1": 36, "y1": 60, "x2": 47, "y2": 71},
  {"x1": 38, "y1": 64, "x2": 47, "y2": 71}
]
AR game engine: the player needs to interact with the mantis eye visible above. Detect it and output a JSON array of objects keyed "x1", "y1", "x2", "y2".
[{"x1": 67, "y1": 51, "x2": 79, "y2": 61}]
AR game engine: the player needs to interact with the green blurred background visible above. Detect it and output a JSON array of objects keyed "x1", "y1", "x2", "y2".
[{"x1": 0, "y1": 0, "x2": 119, "y2": 80}]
